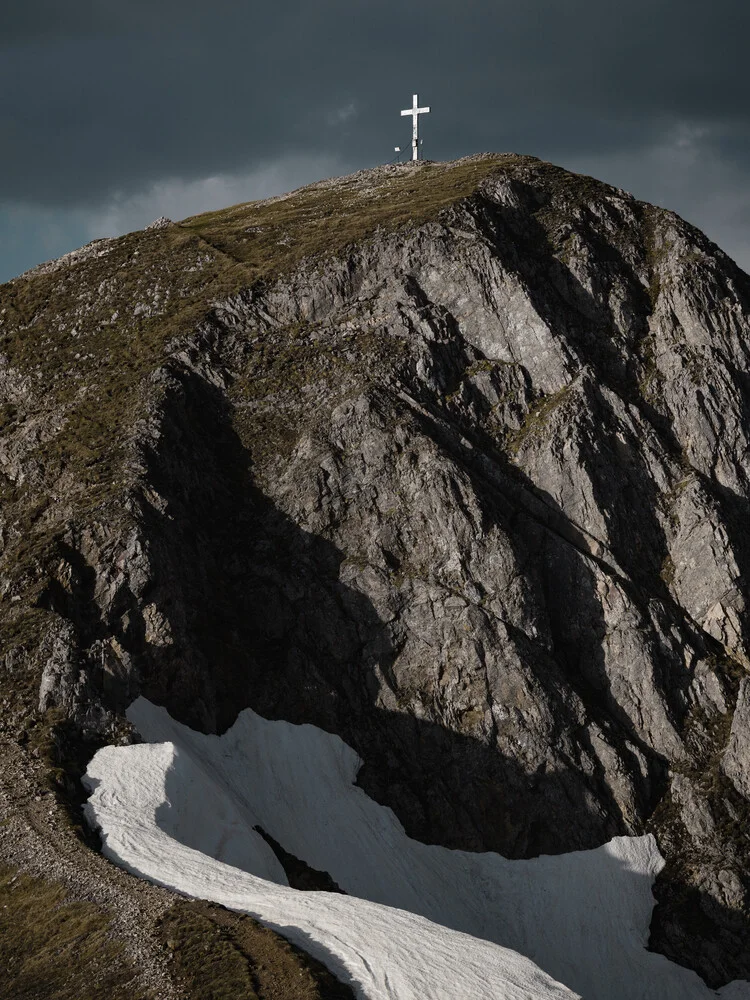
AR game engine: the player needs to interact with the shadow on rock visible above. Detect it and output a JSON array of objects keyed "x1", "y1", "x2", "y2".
[{"x1": 131, "y1": 365, "x2": 628, "y2": 859}]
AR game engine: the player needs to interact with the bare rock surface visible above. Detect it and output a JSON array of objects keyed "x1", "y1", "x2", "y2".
[
  {"x1": 1, "y1": 153, "x2": 750, "y2": 988},
  {"x1": 723, "y1": 679, "x2": 750, "y2": 799}
]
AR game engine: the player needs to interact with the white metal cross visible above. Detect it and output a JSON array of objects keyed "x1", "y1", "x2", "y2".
[{"x1": 401, "y1": 94, "x2": 430, "y2": 162}]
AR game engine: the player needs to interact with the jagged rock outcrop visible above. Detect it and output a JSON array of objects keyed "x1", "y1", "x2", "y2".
[{"x1": 2, "y1": 154, "x2": 750, "y2": 987}]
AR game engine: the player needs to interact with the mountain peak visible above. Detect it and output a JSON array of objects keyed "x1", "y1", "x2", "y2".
[{"x1": 2, "y1": 154, "x2": 750, "y2": 991}]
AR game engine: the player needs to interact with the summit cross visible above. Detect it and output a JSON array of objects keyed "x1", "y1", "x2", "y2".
[{"x1": 401, "y1": 94, "x2": 430, "y2": 161}]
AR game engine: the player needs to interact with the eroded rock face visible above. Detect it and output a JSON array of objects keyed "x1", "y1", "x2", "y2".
[
  {"x1": 723, "y1": 679, "x2": 750, "y2": 799},
  {"x1": 2, "y1": 155, "x2": 750, "y2": 985}
]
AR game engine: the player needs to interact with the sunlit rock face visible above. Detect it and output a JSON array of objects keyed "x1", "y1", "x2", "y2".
[{"x1": 3, "y1": 154, "x2": 750, "y2": 985}]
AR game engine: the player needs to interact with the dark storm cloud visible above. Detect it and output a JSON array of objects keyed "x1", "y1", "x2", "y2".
[
  {"x1": 1, "y1": 0, "x2": 747, "y2": 204},
  {"x1": 2, "y1": 1, "x2": 750, "y2": 279}
]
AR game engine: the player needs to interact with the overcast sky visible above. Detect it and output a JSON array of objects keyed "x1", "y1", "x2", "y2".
[{"x1": 2, "y1": 0, "x2": 750, "y2": 282}]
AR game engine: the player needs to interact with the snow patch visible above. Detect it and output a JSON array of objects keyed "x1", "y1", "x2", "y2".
[{"x1": 83, "y1": 698, "x2": 750, "y2": 1000}]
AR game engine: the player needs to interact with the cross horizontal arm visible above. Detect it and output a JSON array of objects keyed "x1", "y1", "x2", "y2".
[{"x1": 401, "y1": 107, "x2": 430, "y2": 116}]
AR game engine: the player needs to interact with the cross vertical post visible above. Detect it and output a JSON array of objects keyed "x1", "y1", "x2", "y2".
[{"x1": 401, "y1": 94, "x2": 430, "y2": 161}]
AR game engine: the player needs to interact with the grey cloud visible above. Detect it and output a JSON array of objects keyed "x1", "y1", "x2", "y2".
[{"x1": 2, "y1": 0, "x2": 750, "y2": 279}]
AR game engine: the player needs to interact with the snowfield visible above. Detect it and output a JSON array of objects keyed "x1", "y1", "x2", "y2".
[{"x1": 83, "y1": 698, "x2": 750, "y2": 1000}]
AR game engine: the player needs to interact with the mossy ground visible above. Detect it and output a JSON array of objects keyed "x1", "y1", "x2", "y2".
[
  {"x1": 157, "y1": 899, "x2": 354, "y2": 1000},
  {"x1": 0, "y1": 866, "x2": 358, "y2": 1000},
  {"x1": 180, "y1": 156, "x2": 526, "y2": 278},
  {"x1": 0, "y1": 867, "x2": 151, "y2": 1000}
]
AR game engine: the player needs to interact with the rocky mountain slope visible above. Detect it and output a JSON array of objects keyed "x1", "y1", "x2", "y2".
[{"x1": 1, "y1": 153, "x2": 750, "y2": 992}]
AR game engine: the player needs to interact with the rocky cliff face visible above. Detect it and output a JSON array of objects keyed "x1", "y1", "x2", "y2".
[{"x1": 2, "y1": 154, "x2": 750, "y2": 986}]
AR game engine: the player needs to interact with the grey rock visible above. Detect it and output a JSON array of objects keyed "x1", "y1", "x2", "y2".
[
  {"x1": 145, "y1": 216, "x2": 173, "y2": 231},
  {"x1": 723, "y1": 678, "x2": 750, "y2": 799},
  {"x1": 670, "y1": 773, "x2": 716, "y2": 841},
  {"x1": 37, "y1": 622, "x2": 80, "y2": 714}
]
